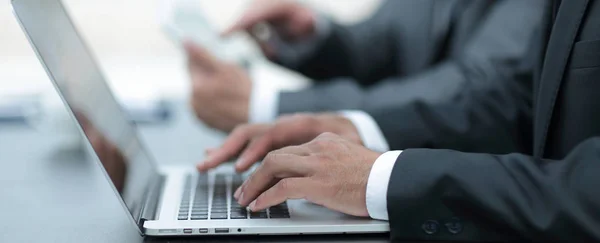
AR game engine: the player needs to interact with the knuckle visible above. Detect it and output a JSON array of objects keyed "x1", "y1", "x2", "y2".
[
  {"x1": 277, "y1": 179, "x2": 291, "y2": 193},
  {"x1": 297, "y1": 114, "x2": 318, "y2": 128},
  {"x1": 311, "y1": 137, "x2": 332, "y2": 149},
  {"x1": 262, "y1": 152, "x2": 278, "y2": 167},
  {"x1": 232, "y1": 124, "x2": 251, "y2": 136},
  {"x1": 318, "y1": 132, "x2": 337, "y2": 139}
]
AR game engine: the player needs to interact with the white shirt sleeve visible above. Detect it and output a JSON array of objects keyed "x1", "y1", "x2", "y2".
[
  {"x1": 339, "y1": 110, "x2": 389, "y2": 152},
  {"x1": 339, "y1": 110, "x2": 396, "y2": 220},
  {"x1": 366, "y1": 150, "x2": 402, "y2": 220},
  {"x1": 248, "y1": 76, "x2": 279, "y2": 123}
]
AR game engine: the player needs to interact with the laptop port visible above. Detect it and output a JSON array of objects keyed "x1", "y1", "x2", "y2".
[
  {"x1": 198, "y1": 228, "x2": 209, "y2": 234},
  {"x1": 183, "y1": 229, "x2": 192, "y2": 234},
  {"x1": 215, "y1": 228, "x2": 230, "y2": 233}
]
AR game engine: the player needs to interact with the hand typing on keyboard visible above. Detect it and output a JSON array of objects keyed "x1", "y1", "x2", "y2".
[
  {"x1": 235, "y1": 133, "x2": 379, "y2": 218},
  {"x1": 197, "y1": 113, "x2": 362, "y2": 173}
]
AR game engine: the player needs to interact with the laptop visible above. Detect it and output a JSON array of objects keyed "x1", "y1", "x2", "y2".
[{"x1": 11, "y1": 0, "x2": 389, "y2": 237}]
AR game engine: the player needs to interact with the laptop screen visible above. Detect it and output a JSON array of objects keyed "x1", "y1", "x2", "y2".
[{"x1": 12, "y1": 0, "x2": 159, "y2": 223}]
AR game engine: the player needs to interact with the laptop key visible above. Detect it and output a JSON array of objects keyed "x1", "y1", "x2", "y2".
[
  {"x1": 210, "y1": 213, "x2": 228, "y2": 220},
  {"x1": 178, "y1": 216, "x2": 188, "y2": 220},
  {"x1": 250, "y1": 214, "x2": 268, "y2": 219},
  {"x1": 269, "y1": 210, "x2": 289, "y2": 214},
  {"x1": 191, "y1": 216, "x2": 208, "y2": 220},
  {"x1": 230, "y1": 214, "x2": 248, "y2": 219}
]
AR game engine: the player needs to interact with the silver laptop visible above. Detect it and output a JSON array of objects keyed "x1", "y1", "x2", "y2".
[{"x1": 11, "y1": 0, "x2": 389, "y2": 237}]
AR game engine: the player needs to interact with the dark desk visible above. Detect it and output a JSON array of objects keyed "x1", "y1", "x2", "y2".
[{"x1": 0, "y1": 101, "x2": 389, "y2": 243}]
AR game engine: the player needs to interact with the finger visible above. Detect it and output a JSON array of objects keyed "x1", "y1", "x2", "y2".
[
  {"x1": 222, "y1": 4, "x2": 287, "y2": 36},
  {"x1": 184, "y1": 41, "x2": 219, "y2": 71},
  {"x1": 235, "y1": 134, "x2": 274, "y2": 172},
  {"x1": 234, "y1": 185, "x2": 243, "y2": 200},
  {"x1": 205, "y1": 148, "x2": 217, "y2": 156},
  {"x1": 237, "y1": 136, "x2": 312, "y2": 172},
  {"x1": 196, "y1": 125, "x2": 263, "y2": 172},
  {"x1": 248, "y1": 178, "x2": 309, "y2": 212},
  {"x1": 238, "y1": 151, "x2": 313, "y2": 206},
  {"x1": 236, "y1": 116, "x2": 316, "y2": 170},
  {"x1": 236, "y1": 145, "x2": 310, "y2": 199}
]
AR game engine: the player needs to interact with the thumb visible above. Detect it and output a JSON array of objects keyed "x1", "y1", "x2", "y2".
[{"x1": 184, "y1": 41, "x2": 219, "y2": 71}]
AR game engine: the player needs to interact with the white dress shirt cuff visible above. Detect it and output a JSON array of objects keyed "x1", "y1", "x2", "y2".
[
  {"x1": 248, "y1": 77, "x2": 279, "y2": 123},
  {"x1": 366, "y1": 150, "x2": 402, "y2": 220},
  {"x1": 339, "y1": 110, "x2": 389, "y2": 152},
  {"x1": 271, "y1": 13, "x2": 332, "y2": 67}
]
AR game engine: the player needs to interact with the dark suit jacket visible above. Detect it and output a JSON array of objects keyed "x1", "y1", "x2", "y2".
[
  {"x1": 276, "y1": 0, "x2": 545, "y2": 124},
  {"x1": 381, "y1": 0, "x2": 600, "y2": 241}
]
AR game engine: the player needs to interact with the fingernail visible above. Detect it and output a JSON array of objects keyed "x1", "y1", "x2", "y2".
[
  {"x1": 234, "y1": 187, "x2": 242, "y2": 200},
  {"x1": 249, "y1": 200, "x2": 257, "y2": 211},
  {"x1": 238, "y1": 192, "x2": 245, "y2": 204},
  {"x1": 235, "y1": 158, "x2": 244, "y2": 167}
]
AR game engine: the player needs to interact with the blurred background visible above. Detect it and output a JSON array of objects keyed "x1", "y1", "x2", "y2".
[
  {"x1": 0, "y1": 0, "x2": 382, "y2": 164},
  {"x1": 0, "y1": 0, "x2": 381, "y2": 115}
]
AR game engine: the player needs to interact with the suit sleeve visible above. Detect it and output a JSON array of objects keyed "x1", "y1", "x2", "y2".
[
  {"x1": 387, "y1": 139, "x2": 600, "y2": 241},
  {"x1": 275, "y1": 0, "x2": 399, "y2": 84},
  {"x1": 277, "y1": 0, "x2": 544, "y2": 123}
]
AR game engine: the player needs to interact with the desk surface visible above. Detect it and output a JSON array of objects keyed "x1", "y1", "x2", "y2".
[{"x1": 0, "y1": 101, "x2": 390, "y2": 243}]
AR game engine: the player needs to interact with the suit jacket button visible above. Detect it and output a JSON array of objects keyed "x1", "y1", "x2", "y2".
[
  {"x1": 422, "y1": 220, "x2": 439, "y2": 235},
  {"x1": 445, "y1": 217, "x2": 463, "y2": 234}
]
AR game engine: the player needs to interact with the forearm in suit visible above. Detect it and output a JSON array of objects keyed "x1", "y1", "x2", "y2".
[
  {"x1": 367, "y1": 68, "x2": 533, "y2": 154},
  {"x1": 277, "y1": 62, "x2": 465, "y2": 115},
  {"x1": 387, "y1": 139, "x2": 600, "y2": 241},
  {"x1": 276, "y1": 0, "x2": 398, "y2": 84},
  {"x1": 278, "y1": 0, "x2": 545, "y2": 123}
]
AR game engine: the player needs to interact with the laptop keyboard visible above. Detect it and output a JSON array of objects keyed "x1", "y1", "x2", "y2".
[{"x1": 178, "y1": 174, "x2": 290, "y2": 220}]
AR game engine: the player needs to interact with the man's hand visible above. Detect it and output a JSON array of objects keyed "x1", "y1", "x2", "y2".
[
  {"x1": 223, "y1": 0, "x2": 317, "y2": 58},
  {"x1": 186, "y1": 42, "x2": 251, "y2": 132},
  {"x1": 197, "y1": 113, "x2": 362, "y2": 172},
  {"x1": 235, "y1": 133, "x2": 380, "y2": 217}
]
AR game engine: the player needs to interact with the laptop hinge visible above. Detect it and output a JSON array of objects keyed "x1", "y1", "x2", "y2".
[{"x1": 137, "y1": 175, "x2": 166, "y2": 235}]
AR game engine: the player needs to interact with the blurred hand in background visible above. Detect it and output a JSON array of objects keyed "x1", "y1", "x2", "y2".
[
  {"x1": 223, "y1": 0, "x2": 317, "y2": 58},
  {"x1": 185, "y1": 42, "x2": 251, "y2": 132},
  {"x1": 197, "y1": 113, "x2": 362, "y2": 173}
]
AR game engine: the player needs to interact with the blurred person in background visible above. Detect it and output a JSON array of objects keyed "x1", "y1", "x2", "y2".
[{"x1": 185, "y1": 0, "x2": 545, "y2": 147}]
